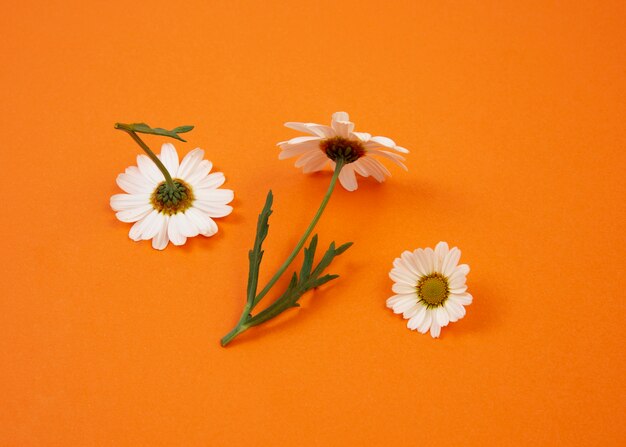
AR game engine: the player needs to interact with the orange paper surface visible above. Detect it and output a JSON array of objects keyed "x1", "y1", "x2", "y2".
[{"x1": 1, "y1": 1, "x2": 625, "y2": 445}]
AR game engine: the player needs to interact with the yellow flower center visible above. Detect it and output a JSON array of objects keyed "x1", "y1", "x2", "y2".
[
  {"x1": 151, "y1": 179, "x2": 195, "y2": 215},
  {"x1": 320, "y1": 136, "x2": 365, "y2": 164},
  {"x1": 417, "y1": 273, "x2": 449, "y2": 307}
]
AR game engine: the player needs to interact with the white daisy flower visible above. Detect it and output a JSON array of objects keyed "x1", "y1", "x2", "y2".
[
  {"x1": 386, "y1": 242, "x2": 472, "y2": 338},
  {"x1": 110, "y1": 143, "x2": 234, "y2": 250},
  {"x1": 277, "y1": 111, "x2": 409, "y2": 191}
]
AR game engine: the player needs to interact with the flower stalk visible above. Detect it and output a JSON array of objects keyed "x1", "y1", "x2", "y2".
[{"x1": 114, "y1": 122, "x2": 195, "y2": 191}]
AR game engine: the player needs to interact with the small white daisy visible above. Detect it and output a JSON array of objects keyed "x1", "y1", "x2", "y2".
[
  {"x1": 110, "y1": 143, "x2": 234, "y2": 250},
  {"x1": 386, "y1": 242, "x2": 472, "y2": 338},
  {"x1": 277, "y1": 111, "x2": 409, "y2": 191}
]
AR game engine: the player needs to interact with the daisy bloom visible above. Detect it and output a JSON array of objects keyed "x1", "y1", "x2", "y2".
[
  {"x1": 277, "y1": 111, "x2": 409, "y2": 191},
  {"x1": 110, "y1": 143, "x2": 233, "y2": 250},
  {"x1": 386, "y1": 242, "x2": 472, "y2": 338}
]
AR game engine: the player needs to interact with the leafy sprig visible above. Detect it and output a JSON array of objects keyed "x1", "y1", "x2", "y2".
[{"x1": 221, "y1": 190, "x2": 352, "y2": 346}]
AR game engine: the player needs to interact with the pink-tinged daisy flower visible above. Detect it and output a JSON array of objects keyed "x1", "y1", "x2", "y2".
[
  {"x1": 110, "y1": 143, "x2": 233, "y2": 250},
  {"x1": 277, "y1": 111, "x2": 408, "y2": 191},
  {"x1": 387, "y1": 242, "x2": 472, "y2": 338}
]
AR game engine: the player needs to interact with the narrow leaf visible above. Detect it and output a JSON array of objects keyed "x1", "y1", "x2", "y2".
[
  {"x1": 129, "y1": 123, "x2": 194, "y2": 142},
  {"x1": 312, "y1": 274, "x2": 339, "y2": 288},
  {"x1": 172, "y1": 125, "x2": 194, "y2": 133},
  {"x1": 299, "y1": 234, "x2": 318, "y2": 283},
  {"x1": 246, "y1": 191, "x2": 274, "y2": 305},
  {"x1": 334, "y1": 241, "x2": 354, "y2": 256}
]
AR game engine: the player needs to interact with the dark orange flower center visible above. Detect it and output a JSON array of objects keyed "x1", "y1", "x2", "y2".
[{"x1": 320, "y1": 136, "x2": 365, "y2": 164}]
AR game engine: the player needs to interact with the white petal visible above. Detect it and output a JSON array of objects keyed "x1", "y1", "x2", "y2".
[
  {"x1": 110, "y1": 194, "x2": 151, "y2": 211},
  {"x1": 331, "y1": 111, "x2": 350, "y2": 122},
  {"x1": 195, "y1": 172, "x2": 225, "y2": 190},
  {"x1": 394, "y1": 146, "x2": 410, "y2": 154},
  {"x1": 159, "y1": 143, "x2": 180, "y2": 177},
  {"x1": 193, "y1": 200, "x2": 233, "y2": 217},
  {"x1": 450, "y1": 293, "x2": 473, "y2": 305},
  {"x1": 185, "y1": 207, "x2": 218, "y2": 237},
  {"x1": 449, "y1": 285, "x2": 468, "y2": 294},
  {"x1": 331, "y1": 111, "x2": 354, "y2": 137},
  {"x1": 152, "y1": 215, "x2": 170, "y2": 250},
  {"x1": 116, "y1": 204, "x2": 152, "y2": 223},
  {"x1": 430, "y1": 320, "x2": 441, "y2": 338},
  {"x1": 407, "y1": 306, "x2": 427, "y2": 330},
  {"x1": 416, "y1": 248, "x2": 434, "y2": 275},
  {"x1": 167, "y1": 215, "x2": 187, "y2": 246},
  {"x1": 389, "y1": 268, "x2": 417, "y2": 286},
  {"x1": 435, "y1": 306, "x2": 450, "y2": 327},
  {"x1": 449, "y1": 272, "x2": 467, "y2": 288},
  {"x1": 141, "y1": 210, "x2": 165, "y2": 240},
  {"x1": 411, "y1": 249, "x2": 429, "y2": 276},
  {"x1": 278, "y1": 140, "x2": 321, "y2": 160},
  {"x1": 351, "y1": 160, "x2": 370, "y2": 177},
  {"x1": 359, "y1": 157, "x2": 390, "y2": 182},
  {"x1": 137, "y1": 154, "x2": 164, "y2": 185},
  {"x1": 367, "y1": 149, "x2": 408, "y2": 171},
  {"x1": 302, "y1": 152, "x2": 330, "y2": 173},
  {"x1": 116, "y1": 168, "x2": 153, "y2": 194},
  {"x1": 399, "y1": 251, "x2": 422, "y2": 278},
  {"x1": 418, "y1": 310, "x2": 432, "y2": 334},
  {"x1": 351, "y1": 131, "x2": 372, "y2": 142},
  {"x1": 450, "y1": 264, "x2": 470, "y2": 283},
  {"x1": 387, "y1": 293, "x2": 415, "y2": 308},
  {"x1": 434, "y1": 242, "x2": 449, "y2": 272},
  {"x1": 444, "y1": 300, "x2": 466, "y2": 322},
  {"x1": 195, "y1": 189, "x2": 234, "y2": 204},
  {"x1": 366, "y1": 136, "x2": 409, "y2": 153},
  {"x1": 185, "y1": 160, "x2": 213, "y2": 186},
  {"x1": 442, "y1": 247, "x2": 461, "y2": 276},
  {"x1": 177, "y1": 148, "x2": 205, "y2": 180},
  {"x1": 371, "y1": 136, "x2": 396, "y2": 148},
  {"x1": 392, "y1": 281, "x2": 416, "y2": 294},
  {"x1": 284, "y1": 122, "x2": 335, "y2": 138},
  {"x1": 403, "y1": 304, "x2": 420, "y2": 319},
  {"x1": 338, "y1": 166, "x2": 358, "y2": 191},
  {"x1": 391, "y1": 296, "x2": 417, "y2": 314},
  {"x1": 129, "y1": 209, "x2": 160, "y2": 241},
  {"x1": 174, "y1": 212, "x2": 199, "y2": 238},
  {"x1": 295, "y1": 149, "x2": 324, "y2": 168}
]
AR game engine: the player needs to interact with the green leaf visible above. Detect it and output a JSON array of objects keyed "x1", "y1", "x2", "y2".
[
  {"x1": 312, "y1": 274, "x2": 339, "y2": 288},
  {"x1": 334, "y1": 241, "x2": 354, "y2": 256},
  {"x1": 172, "y1": 125, "x2": 194, "y2": 134},
  {"x1": 299, "y1": 234, "x2": 318, "y2": 283},
  {"x1": 115, "y1": 122, "x2": 195, "y2": 142},
  {"x1": 246, "y1": 191, "x2": 274, "y2": 305}
]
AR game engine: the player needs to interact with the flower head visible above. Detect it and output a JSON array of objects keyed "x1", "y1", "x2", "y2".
[
  {"x1": 277, "y1": 111, "x2": 409, "y2": 191},
  {"x1": 110, "y1": 143, "x2": 234, "y2": 250},
  {"x1": 386, "y1": 242, "x2": 472, "y2": 338}
]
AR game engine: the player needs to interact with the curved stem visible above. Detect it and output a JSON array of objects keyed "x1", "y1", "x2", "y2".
[
  {"x1": 115, "y1": 124, "x2": 175, "y2": 189},
  {"x1": 253, "y1": 159, "x2": 344, "y2": 306}
]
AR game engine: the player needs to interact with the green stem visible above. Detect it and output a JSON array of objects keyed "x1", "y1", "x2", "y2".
[
  {"x1": 220, "y1": 159, "x2": 345, "y2": 346},
  {"x1": 115, "y1": 123, "x2": 175, "y2": 189},
  {"x1": 221, "y1": 324, "x2": 248, "y2": 347}
]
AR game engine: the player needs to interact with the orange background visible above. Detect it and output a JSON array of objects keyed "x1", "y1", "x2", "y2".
[{"x1": 2, "y1": 0, "x2": 625, "y2": 445}]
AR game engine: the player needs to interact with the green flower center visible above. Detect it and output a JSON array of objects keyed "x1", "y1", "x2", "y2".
[
  {"x1": 417, "y1": 273, "x2": 449, "y2": 307},
  {"x1": 150, "y1": 179, "x2": 194, "y2": 215},
  {"x1": 320, "y1": 136, "x2": 365, "y2": 164}
]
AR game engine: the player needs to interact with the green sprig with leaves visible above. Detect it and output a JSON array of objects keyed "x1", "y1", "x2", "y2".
[{"x1": 221, "y1": 160, "x2": 352, "y2": 346}]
